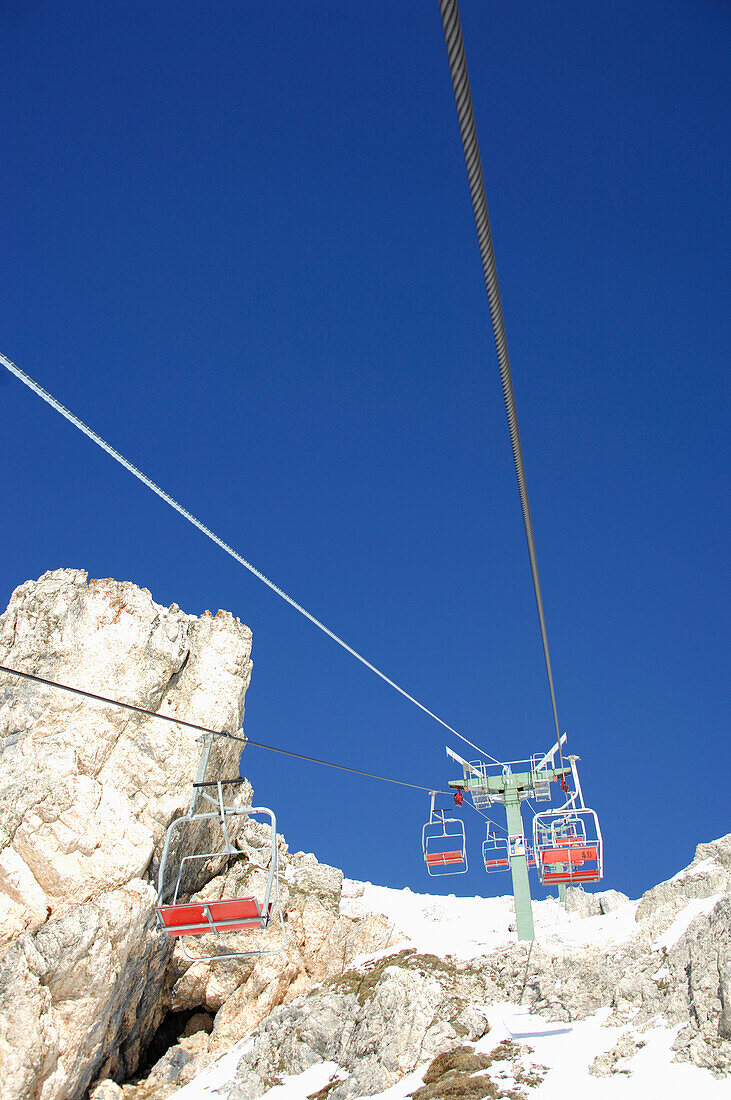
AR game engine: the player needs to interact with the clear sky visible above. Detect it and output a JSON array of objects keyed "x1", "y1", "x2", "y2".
[{"x1": 1, "y1": 1, "x2": 728, "y2": 903}]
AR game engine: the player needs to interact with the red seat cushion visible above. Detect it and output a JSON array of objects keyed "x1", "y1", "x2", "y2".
[
  {"x1": 541, "y1": 845, "x2": 598, "y2": 866},
  {"x1": 542, "y1": 869, "x2": 601, "y2": 884},
  {"x1": 484, "y1": 858, "x2": 509, "y2": 868},
  {"x1": 425, "y1": 850, "x2": 465, "y2": 866},
  {"x1": 157, "y1": 897, "x2": 267, "y2": 937}
]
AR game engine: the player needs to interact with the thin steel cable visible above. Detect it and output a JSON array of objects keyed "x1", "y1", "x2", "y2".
[
  {"x1": 463, "y1": 794, "x2": 508, "y2": 835},
  {"x1": 0, "y1": 350, "x2": 496, "y2": 763},
  {"x1": 0, "y1": 663, "x2": 445, "y2": 794},
  {"x1": 438, "y1": 0, "x2": 562, "y2": 761}
]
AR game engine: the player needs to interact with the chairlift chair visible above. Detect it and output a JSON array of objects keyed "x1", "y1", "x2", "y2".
[
  {"x1": 483, "y1": 827, "x2": 536, "y2": 873},
  {"x1": 482, "y1": 831, "x2": 509, "y2": 872},
  {"x1": 422, "y1": 792, "x2": 467, "y2": 876},
  {"x1": 156, "y1": 775, "x2": 286, "y2": 962},
  {"x1": 532, "y1": 807, "x2": 603, "y2": 887}
]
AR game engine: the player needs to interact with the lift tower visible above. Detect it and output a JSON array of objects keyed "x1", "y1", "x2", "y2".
[{"x1": 445, "y1": 746, "x2": 571, "y2": 941}]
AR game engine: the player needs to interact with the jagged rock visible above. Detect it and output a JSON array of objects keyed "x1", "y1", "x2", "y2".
[
  {"x1": 286, "y1": 854, "x2": 344, "y2": 913},
  {"x1": 223, "y1": 951, "x2": 491, "y2": 1100},
  {"x1": 0, "y1": 570, "x2": 253, "y2": 1099},
  {"x1": 636, "y1": 836, "x2": 731, "y2": 923},
  {"x1": 0, "y1": 880, "x2": 165, "y2": 1099},
  {"x1": 598, "y1": 889, "x2": 630, "y2": 914},
  {"x1": 149, "y1": 842, "x2": 397, "y2": 1092},
  {"x1": 589, "y1": 1033, "x2": 646, "y2": 1077},
  {"x1": 668, "y1": 895, "x2": 731, "y2": 1076},
  {"x1": 0, "y1": 569, "x2": 252, "y2": 940},
  {"x1": 89, "y1": 1082, "x2": 123, "y2": 1100},
  {"x1": 563, "y1": 886, "x2": 629, "y2": 918}
]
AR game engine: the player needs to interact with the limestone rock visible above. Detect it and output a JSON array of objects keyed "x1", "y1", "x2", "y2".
[
  {"x1": 163, "y1": 843, "x2": 397, "y2": 1053},
  {"x1": 635, "y1": 836, "x2": 731, "y2": 924},
  {"x1": 0, "y1": 570, "x2": 253, "y2": 1099},
  {"x1": 223, "y1": 951, "x2": 491, "y2": 1100},
  {"x1": 563, "y1": 886, "x2": 630, "y2": 918},
  {"x1": 0, "y1": 880, "x2": 165, "y2": 1100},
  {"x1": 0, "y1": 569, "x2": 252, "y2": 939},
  {"x1": 668, "y1": 895, "x2": 731, "y2": 1076},
  {"x1": 89, "y1": 1082, "x2": 124, "y2": 1100}
]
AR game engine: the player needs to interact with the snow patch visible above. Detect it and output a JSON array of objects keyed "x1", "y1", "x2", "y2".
[
  {"x1": 171, "y1": 1037, "x2": 253, "y2": 1099},
  {"x1": 340, "y1": 880, "x2": 640, "y2": 960},
  {"x1": 670, "y1": 856, "x2": 721, "y2": 881},
  {"x1": 653, "y1": 893, "x2": 724, "y2": 952}
]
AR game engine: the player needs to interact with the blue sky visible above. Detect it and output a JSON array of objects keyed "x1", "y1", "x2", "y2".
[{"x1": 1, "y1": 1, "x2": 728, "y2": 903}]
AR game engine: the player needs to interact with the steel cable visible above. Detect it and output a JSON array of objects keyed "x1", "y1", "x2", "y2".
[
  {"x1": 0, "y1": 663, "x2": 444, "y2": 794},
  {"x1": 438, "y1": 0, "x2": 562, "y2": 759},
  {"x1": 0, "y1": 350, "x2": 499, "y2": 765}
]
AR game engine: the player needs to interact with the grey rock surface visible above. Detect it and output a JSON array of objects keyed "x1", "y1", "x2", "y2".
[
  {"x1": 0, "y1": 570, "x2": 252, "y2": 1099},
  {"x1": 209, "y1": 838, "x2": 731, "y2": 1098},
  {"x1": 635, "y1": 836, "x2": 731, "y2": 923}
]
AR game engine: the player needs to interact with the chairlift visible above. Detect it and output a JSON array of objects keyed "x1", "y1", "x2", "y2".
[
  {"x1": 156, "y1": 772, "x2": 285, "y2": 962},
  {"x1": 532, "y1": 807, "x2": 602, "y2": 886},
  {"x1": 483, "y1": 826, "x2": 536, "y2": 873},
  {"x1": 422, "y1": 791, "x2": 467, "y2": 876},
  {"x1": 482, "y1": 829, "x2": 509, "y2": 872}
]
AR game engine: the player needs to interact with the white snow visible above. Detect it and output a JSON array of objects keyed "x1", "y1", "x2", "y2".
[
  {"x1": 258, "y1": 1063, "x2": 345, "y2": 1100},
  {"x1": 652, "y1": 893, "x2": 724, "y2": 952},
  {"x1": 670, "y1": 856, "x2": 721, "y2": 881},
  {"x1": 171, "y1": 1037, "x2": 253, "y2": 1099},
  {"x1": 340, "y1": 880, "x2": 639, "y2": 961},
  {"x1": 183, "y1": 1008, "x2": 728, "y2": 1100},
  {"x1": 172, "y1": 876, "x2": 729, "y2": 1100}
]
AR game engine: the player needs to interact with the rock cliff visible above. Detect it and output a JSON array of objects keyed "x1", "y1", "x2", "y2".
[{"x1": 0, "y1": 571, "x2": 394, "y2": 1100}]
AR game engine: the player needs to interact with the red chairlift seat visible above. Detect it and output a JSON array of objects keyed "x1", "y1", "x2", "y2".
[
  {"x1": 541, "y1": 845, "x2": 599, "y2": 867},
  {"x1": 425, "y1": 850, "x2": 466, "y2": 867},
  {"x1": 157, "y1": 897, "x2": 273, "y2": 937},
  {"x1": 542, "y1": 868, "x2": 602, "y2": 884}
]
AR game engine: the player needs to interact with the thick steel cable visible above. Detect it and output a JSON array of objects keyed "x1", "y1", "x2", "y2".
[
  {"x1": 0, "y1": 351, "x2": 499, "y2": 765},
  {"x1": 0, "y1": 664, "x2": 446, "y2": 794},
  {"x1": 438, "y1": 0, "x2": 562, "y2": 757}
]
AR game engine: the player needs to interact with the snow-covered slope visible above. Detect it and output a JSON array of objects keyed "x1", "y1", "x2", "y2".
[{"x1": 164, "y1": 837, "x2": 731, "y2": 1100}]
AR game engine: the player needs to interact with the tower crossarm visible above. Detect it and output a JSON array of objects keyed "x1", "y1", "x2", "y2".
[{"x1": 448, "y1": 764, "x2": 571, "y2": 802}]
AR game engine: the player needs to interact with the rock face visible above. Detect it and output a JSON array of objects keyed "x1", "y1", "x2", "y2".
[
  {"x1": 225, "y1": 951, "x2": 493, "y2": 1100},
  {"x1": 192, "y1": 836, "x2": 731, "y2": 1099},
  {"x1": 0, "y1": 571, "x2": 397, "y2": 1100},
  {"x1": 0, "y1": 570, "x2": 252, "y2": 1099}
]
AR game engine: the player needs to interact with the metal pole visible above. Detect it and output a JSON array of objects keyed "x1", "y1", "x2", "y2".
[{"x1": 504, "y1": 795, "x2": 535, "y2": 941}]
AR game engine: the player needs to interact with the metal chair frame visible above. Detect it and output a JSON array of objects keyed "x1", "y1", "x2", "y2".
[
  {"x1": 532, "y1": 806, "x2": 603, "y2": 886},
  {"x1": 156, "y1": 740, "x2": 286, "y2": 962},
  {"x1": 422, "y1": 791, "x2": 468, "y2": 876}
]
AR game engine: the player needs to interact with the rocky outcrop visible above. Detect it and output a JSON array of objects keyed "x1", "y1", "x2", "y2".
[
  {"x1": 0, "y1": 570, "x2": 252, "y2": 1099},
  {"x1": 635, "y1": 835, "x2": 731, "y2": 923},
  {"x1": 0, "y1": 571, "x2": 397, "y2": 1100},
  {"x1": 110, "y1": 849, "x2": 396, "y2": 1097},
  {"x1": 177, "y1": 837, "x2": 731, "y2": 1098},
  {"x1": 0, "y1": 880, "x2": 164, "y2": 1098},
  {"x1": 0, "y1": 569, "x2": 252, "y2": 942},
  {"x1": 225, "y1": 951, "x2": 493, "y2": 1100}
]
